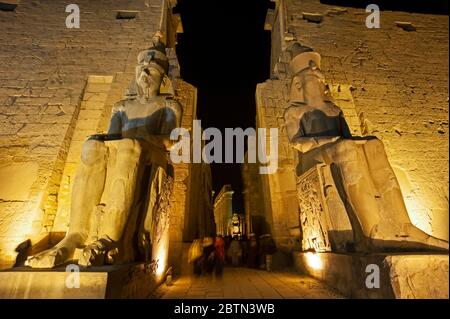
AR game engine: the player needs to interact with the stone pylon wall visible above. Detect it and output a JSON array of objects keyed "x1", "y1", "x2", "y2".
[
  {"x1": 0, "y1": 0, "x2": 184, "y2": 267},
  {"x1": 242, "y1": 154, "x2": 269, "y2": 236},
  {"x1": 255, "y1": 0, "x2": 449, "y2": 247}
]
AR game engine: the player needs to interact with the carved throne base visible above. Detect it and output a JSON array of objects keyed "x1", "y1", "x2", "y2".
[
  {"x1": 0, "y1": 262, "x2": 160, "y2": 299},
  {"x1": 296, "y1": 164, "x2": 354, "y2": 253}
]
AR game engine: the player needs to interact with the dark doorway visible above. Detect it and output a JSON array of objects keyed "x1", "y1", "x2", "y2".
[{"x1": 174, "y1": 0, "x2": 273, "y2": 212}]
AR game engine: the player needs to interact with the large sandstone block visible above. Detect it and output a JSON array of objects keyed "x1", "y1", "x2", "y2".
[
  {"x1": 0, "y1": 163, "x2": 39, "y2": 201},
  {"x1": 293, "y1": 252, "x2": 449, "y2": 299},
  {"x1": 0, "y1": 263, "x2": 160, "y2": 299}
]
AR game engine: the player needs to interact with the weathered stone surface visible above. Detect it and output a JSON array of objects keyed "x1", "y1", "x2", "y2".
[
  {"x1": 283, "y1": 41, "x2": 448, "y2": 253},
  {"x1": 302, "y1": 12, "x2": 323, "y2": 23},
  {"x1": 0, "y1": 263, "x2": 160, "y2": 299},
  {"x1": 293, "y1": 252, "x2": 449, "y2": 299},
  {"x1": 26, "y1": 34, "x2": 181, "y2": 270},
  {"x1": 242, "y1": 153, "x2": 268, "y2": 237},
  {"x1": 395, "y1": 21, "x2": 417, "y2": 32},
  {"x1": 386, "y1": 254, "x2": 449, "y2": 299},
  {"x1": 0, "y1": 162, "x2": 38, "y2": 200},
  {"x1": 214, "y1": 185, "x2": 234, "y2": 237},
  {"x1": 254, "y1": 0, "x2": 449, "y2": 255},
  {"x1": 183, "y1": 163, "x2": 215, "y2": 242},
  {"x1": 0, "y1": 0, "x2": 182, "y2": 267},
  {"x1": 251, "y1": 1, "x2": 449, "y2": 299},
  {"x1": 280, "y1": 0, "x2": 449, "y2": 240}
]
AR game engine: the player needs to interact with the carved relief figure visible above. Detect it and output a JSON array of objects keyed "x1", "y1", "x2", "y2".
[
  {"x1": 26, "y1": 33, "x2": 182, "y2": 268},
  {"x1": 284, "y1": 43, "x2": 448, "y2": 252}
]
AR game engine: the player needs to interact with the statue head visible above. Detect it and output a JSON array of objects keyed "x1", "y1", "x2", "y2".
[
  {"x1": 152, "y1": 30, "x2": 164, "y2": 45},
  {"x1": 287, "y1": 43, "x2": 328, "y2": 105},
  {"x1": 135, "y1": 32, "x2": 169, "y2": 98}
]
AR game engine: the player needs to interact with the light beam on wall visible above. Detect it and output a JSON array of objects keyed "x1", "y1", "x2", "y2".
[{"x1": 305, "y1": 252, "x2": 323, "y2": 270}]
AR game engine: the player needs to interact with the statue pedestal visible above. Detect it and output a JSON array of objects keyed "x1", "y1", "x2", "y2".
[
  {"x1": 0, "y1": 262, "x2": 161, "y2": 299},
  {"x1": 293, "y1": 252, "x2": 449, "y2": 298}
]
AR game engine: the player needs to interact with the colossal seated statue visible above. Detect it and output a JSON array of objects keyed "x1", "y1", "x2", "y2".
[
  {"x1": 26, "y1": 33, "x2": 182, "y2": 268},
  {"x1": 284, "y1": 43, "x2": 448, "y2": 253}
]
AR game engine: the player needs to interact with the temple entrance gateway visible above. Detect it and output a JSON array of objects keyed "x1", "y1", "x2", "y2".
[
  {"x1": 0, "y1": 0, "x2": 448, "y2": 300},
  {"x1": 26, "y1": 34, "x2": 181, "y2": 270}
]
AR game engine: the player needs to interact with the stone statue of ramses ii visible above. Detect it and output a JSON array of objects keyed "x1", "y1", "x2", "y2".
[
  {"x1": 283, "y1": 43, "x2": 448, "y2": 253},
  {"x1": 26, "y1": 32, "x2": 183, "y2": 268}
]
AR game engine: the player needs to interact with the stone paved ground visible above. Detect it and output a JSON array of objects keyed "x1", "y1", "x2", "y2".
[{"x1": 150, "y1": 267, "x2": 344, "y2": 299}]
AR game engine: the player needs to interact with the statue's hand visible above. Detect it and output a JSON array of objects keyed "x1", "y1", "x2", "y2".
[
  {"x1": 291, "y1": 137, "x2": 318, "y2": 153},
  {"x1": 291, "y1": 136, "x2": 341, "y2": 153}
]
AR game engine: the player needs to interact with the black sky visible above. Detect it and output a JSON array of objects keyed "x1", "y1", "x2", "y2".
[{"x1": 174, "y1": 0, "x2": 273, "y2": 212}]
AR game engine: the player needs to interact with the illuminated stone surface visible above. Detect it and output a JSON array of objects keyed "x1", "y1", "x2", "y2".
[
  {"x1": 284, "y1": 44, "x2": 447, "y2": 252},
  {"x1": 0, "y1": 263, "x2": 158, "y2": 299},
  {"x1": 151, "y1": 267, "x2": 344, "y2": 299},
  {"x1": 293, "y1": 252, "x2": 449, "y2": 299},
  {"x1": 25, "y1": 34, "x2": 181, "y2": 269},
  {"x1": 253, "y1": 0, "x2": 449, "y2": 253},
  {"x1": 0, "y1": 0, "x2": 187, "y2": 268},
  {"x1": 0, "y1": 0, "x2": 213, "y2": 277},
  {"x1": 0, "y1": 0, "x2": 448, "y2": 300},
  {"x1": 247, "y1": 0, "x2": 449, "y2": 299},
  {"x1": 213, "y1": 185, "x2": 234, "y2": 237},
  {"x1": 0, "y1": 163, "x2": 38, "y2": 201}
]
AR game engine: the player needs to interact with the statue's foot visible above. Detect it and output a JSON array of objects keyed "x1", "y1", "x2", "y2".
[
  {"x1": 25, "y1": 246, "x2": 71, "y2": 268},
  {"x1": 370, "y1": 223, "x2": 449, "y2": 252},
  {"x1": 78, "y1": 237, "x2": 114, "y2": 267},
  {"x1": 403, "y1": 224, "x2": 449, "y2": 251}
]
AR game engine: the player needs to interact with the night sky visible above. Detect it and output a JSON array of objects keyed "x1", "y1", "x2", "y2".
[{"x1": 174, "y1": 0, "x2": 274, "y2": 212}]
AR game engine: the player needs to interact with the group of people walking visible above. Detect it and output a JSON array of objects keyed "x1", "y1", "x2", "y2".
[{"x1": 188, "y1": 233, "x2": 276, "y2": 276}]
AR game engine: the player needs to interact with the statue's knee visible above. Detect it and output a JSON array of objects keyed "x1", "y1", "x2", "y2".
[
  {"x1": 81, "y1": 140, "x2": 107, "y2": 166},
  {"x1": 336, "y1": 139, "x2": 354, "y2": 152},
  {"x1": 365, "y1": 138, "x2": 387, "y2": 158},
  {"x1": 118, "y1": 138, "x2": 142, "y2": 156},
  {"x1": 367, "y1": 138, "x2": 384, "y2": 150},
  {"x1": 334, "y1": 139, "x2": 360, "y2": 165}
]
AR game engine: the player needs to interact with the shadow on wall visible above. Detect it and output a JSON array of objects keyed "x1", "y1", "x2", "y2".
[{"x1": 250, "y1": 215, "x2": 270, "y2": 237}]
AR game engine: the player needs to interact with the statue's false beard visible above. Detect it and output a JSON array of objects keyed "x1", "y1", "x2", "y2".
[{"x1": 136, "y1": 74, "x2": 160, "y2": 97}]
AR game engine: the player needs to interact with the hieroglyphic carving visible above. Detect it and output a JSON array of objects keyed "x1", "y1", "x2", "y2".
[
  {"x1": 296, "y1": 166, "x2": 331, "y2": 252},
  {"x1": 152, "y1": 170, "x2": 174, "y2": 245}
]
